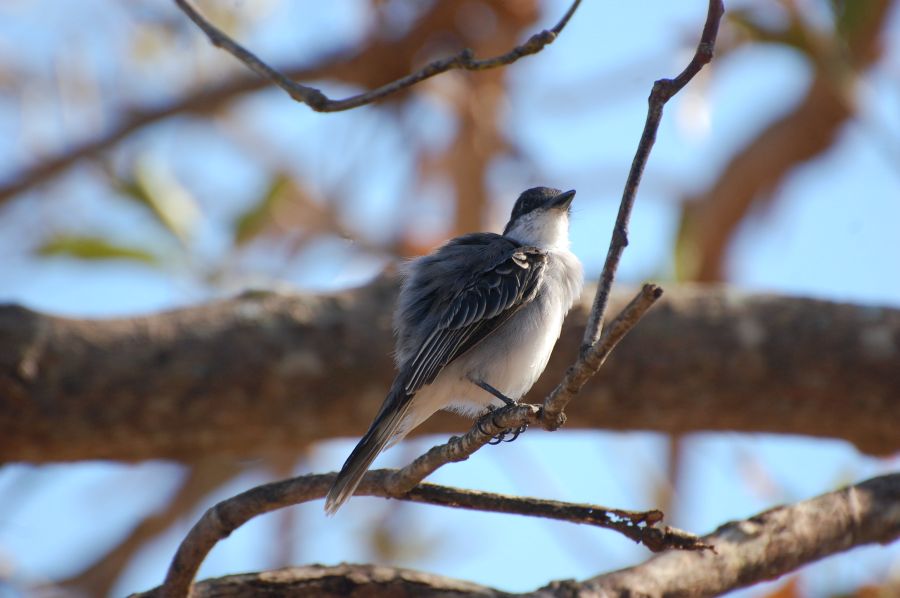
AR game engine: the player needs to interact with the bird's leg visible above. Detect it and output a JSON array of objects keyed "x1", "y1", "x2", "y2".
[
  {"x1": 470, "y1": 378, "x2": 527, "y2": 444},
  {"x1": 471, "y1": 379, "x2": 516, "y2": 406}
]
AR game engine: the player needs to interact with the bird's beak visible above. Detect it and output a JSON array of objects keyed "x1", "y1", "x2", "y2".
[{"x1": 549, "y1": 189, "x2": 576, "y2": 210}]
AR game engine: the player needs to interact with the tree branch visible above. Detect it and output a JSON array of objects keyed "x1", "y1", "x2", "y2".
[
  {"x1": 0, "y1": 2, "x2": 537, "y2": 204},
  {"x1": 157, "y1": 469, "x2": 708, "y2": 598},
  {"x1": 682, "y1": 1, "x2": 891, "y2": 281},
  {"x1": 4, "y1": 282, "x2": 900, "y2": 462},
  {"x1": 135, "y1": 474, "x2": 900, "y2": 597},
  {"x1": 173, "y1": 0, "x2": 581, "y2": 113},
  {"x1": 540, "y1": 0, "x2": 724, "y2": 429},
  {"x1": 542, "y1": 282, "x2": 662, "y2": 429},
  {"x1": 154, "y1": 282, "x2": 670, "y2": 596},
  {"x1": 579, "y1": 0, "x2": 724, "y2": 353},
  {"x1": 585, "y1": 473, "x2": 900, "y2": 596}
]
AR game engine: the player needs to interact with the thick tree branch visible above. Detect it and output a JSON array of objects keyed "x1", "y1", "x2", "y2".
[
  {"x1": 3, "y1": 281, "x2": 900, "y2": 462},
  {"x1": 157, "y1": 469, "x2": 708, "y2": 598},
  {"x1": 584, "y1": 473, "x2": 900, "y2": 596},
  {"x1": 134, "y1": 474, "x2": 900, "y2": 597},
  {"x1": 173, "y1": 0, "x2": 580, "y2": 112}
]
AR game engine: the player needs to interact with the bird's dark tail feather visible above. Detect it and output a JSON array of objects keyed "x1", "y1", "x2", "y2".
[{"x1": 324, "y1": 385, "x2": 412, "y2": 515}]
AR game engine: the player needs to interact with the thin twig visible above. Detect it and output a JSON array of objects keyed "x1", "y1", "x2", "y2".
[
  {"x1": 385, "y1": 284, "x2": 663, "y2": 489},
  {"x1": 159, "y1": 469, "x2": 709, "y2": 598},
  {"x1": 173, "y1": 0, "x2": 582, "y2": 113},
  {"x1": 159, "y1": 4, "x2": 726, "y2": 595},
  {"x1": 580, "y1": 0, "x2": 725, "y2": 353},
  {"x1": 543, "y1": 283, "x2": 663, "y2": 428},
  {"x1": 146, "y1": 474, "x2": 900, "y2": 597},
  {"x1": 387, "y1": 403, "x2": 541, "y2": 495}
]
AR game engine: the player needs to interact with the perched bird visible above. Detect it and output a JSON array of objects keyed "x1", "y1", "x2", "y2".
[{"x1": 325, "y1": 187, "x2": 583, "y2": 514}]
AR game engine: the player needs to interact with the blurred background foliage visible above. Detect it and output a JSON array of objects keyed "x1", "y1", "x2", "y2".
[{"x1": 0, "y1": 0, "x2": 899, "y2": 596}]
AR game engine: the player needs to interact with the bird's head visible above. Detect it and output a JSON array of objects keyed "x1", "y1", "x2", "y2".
[{"x1": 502, "y1": 187, "x2": 575, "y2": 249}]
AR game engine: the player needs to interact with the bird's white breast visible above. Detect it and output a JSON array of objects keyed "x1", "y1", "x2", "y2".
[
  {"x1": 392, "y1": 241, "x2": 583, "y2": 441},
  {"x1": 446, "y1": 248, "x2": 583, "y2": 414}
]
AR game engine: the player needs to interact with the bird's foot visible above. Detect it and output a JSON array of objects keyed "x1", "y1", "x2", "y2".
[
  {"x1": 477, "y1": 405, "x2": 528, "y2": 445},
  {"x1": 487, "y1": 423, "x2": 528, "y2": 445}
]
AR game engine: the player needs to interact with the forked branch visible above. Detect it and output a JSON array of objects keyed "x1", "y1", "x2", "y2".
[
  {"x1": 174, "y1": 0, "x2": 581, "y2": 112},
  {"x1": 160, "y1": 2, "x2": 725, "y2": 596},
  {"x1": 159, "y1": 469, "x2": 709, "y2": 597},
  {"x1": 143, "y1": 474, "x2": 900, "y2": 597}
]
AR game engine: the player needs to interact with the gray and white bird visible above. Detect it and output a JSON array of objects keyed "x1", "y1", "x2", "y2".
[{"x1": 325, "y1": 186, "x2": 583, "y2": 514}]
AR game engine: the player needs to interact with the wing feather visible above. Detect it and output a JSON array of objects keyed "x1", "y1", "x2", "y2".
[{"x1": 402, "y1": 242, "x2": 547, "y2": 395}]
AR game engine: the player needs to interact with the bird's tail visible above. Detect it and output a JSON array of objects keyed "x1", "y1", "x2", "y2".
[{"x1": 324, "y1": 384, "x2": 412, "y2": 515}]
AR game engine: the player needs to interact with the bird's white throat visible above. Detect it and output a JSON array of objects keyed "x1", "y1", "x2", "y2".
[{"x1": 504, "y1": 210, "x2": 570, "y2": 249}]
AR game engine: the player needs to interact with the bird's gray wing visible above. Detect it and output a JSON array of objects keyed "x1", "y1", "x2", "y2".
[{"x1": 402, "y1": 242, "x2": 547, "y2": 394}]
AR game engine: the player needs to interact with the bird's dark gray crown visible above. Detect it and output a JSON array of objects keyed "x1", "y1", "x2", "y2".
[{"x1": 509, "y1": 187, "x2": 563, "y2": 222}]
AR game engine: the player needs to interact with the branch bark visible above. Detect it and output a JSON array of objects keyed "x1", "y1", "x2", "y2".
[
  {"x1": 0, "y1": 2, "x2": 538, "y2": 204},
  {"x1": 174, "y1": 0, "x2": 580, "y2": 112},
  {"x1": 158, "y1": 470, "x2": 707, "y2": 597},
  {"x1": 3, "y1": 280, "x2": 899, "y2": 462},
  {"x1": 131, "y1": 473, "x2": 900, "y2": 597},
  {"x1": 579, "y1": 0, "x2": 723, "y2": 353}
]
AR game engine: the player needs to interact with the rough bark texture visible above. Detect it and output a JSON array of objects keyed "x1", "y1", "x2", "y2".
[
  {"x1": 142, "y1": 564, "x2": 507, "y2": 598},
  {"x1": 584, "y1": 473, "x2": 900, "y2": 596},
  {"x1": 2, "y1": 279, "x2": 899, "y2": 463},
  {"x1": 130, "y1": 474, "x2": 900, "y2": 597}
]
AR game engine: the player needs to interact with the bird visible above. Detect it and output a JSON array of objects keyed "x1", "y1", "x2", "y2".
[{"x1": 324, "y1": 186, "x2": 583, "y2": 514}]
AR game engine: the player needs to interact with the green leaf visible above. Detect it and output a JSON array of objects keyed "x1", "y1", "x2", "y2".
[
  {"x1": 727, "y1": 9, "x2": 809, "y2": 53},
  {"x1": 37, "y1": 235, "x2": 159, "y2": 265},
  {"x1": 114, "y1": 156, "x2": 201, "y2": 245},
  {"x1": 831, "y1": 0, "x2": 873, "y2": 39},
  {"x1": 673, "y1": 205, "x2": 699, "y2": 283},
  {"x1": 232, "y1": 174, "x2": 291, "y2": 245}
]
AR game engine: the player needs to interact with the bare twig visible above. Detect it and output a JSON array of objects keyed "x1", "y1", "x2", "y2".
[
  {"x1": 158, "y1": 286, "x2": 674, "y2": 598},
  {"x1": 158, "y1": 4, "x2": 726, "y2": 595},
  {"x1": 387, "y1": 403, "x2": 541, "y2": 495},
  {"x1": 173, "y1": 0, "x2": 581, "y2": 113},
  {"x1": 159, "y1": 469, "x2": 708, "y2": 598},
  {"x1": 404, "y1": 485, "x2": 707, "y2": 555},
  {"x1": 580, "y1": 0, "x2": 725, "y2": 353},
  {"x1": 542, "y1": 283, "x2": 662, "y2": 429},
  {"x1": 148, "y1": 474, "x2": 900, "y2": 598},
  {"x1": 385, "y1": 284, "x2": 662, "y2": 490}
]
